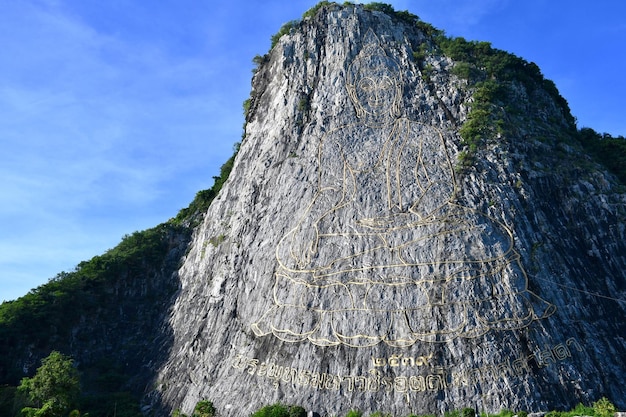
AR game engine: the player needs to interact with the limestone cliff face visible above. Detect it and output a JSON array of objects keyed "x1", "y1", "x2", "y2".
[{"x1": 152, "y1": 5, "x2": 626, "y2": 416}]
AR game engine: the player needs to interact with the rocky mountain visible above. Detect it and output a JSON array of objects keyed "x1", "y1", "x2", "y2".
[
  {"x1": 1, "y1": 3, "x2": 625, "y2": 417},
  {"x1": 149, "y1": 3, "x2": 626, "y2": 417}
]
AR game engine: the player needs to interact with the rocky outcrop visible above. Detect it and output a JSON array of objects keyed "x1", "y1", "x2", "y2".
[{"x1": 152, "y1": 4, "x2": 626, "y2": 416}]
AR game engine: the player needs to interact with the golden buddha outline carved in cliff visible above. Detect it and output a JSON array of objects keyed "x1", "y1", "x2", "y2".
[{"x1": 252, "y1": 29, "x2": 555, "y2": 347}]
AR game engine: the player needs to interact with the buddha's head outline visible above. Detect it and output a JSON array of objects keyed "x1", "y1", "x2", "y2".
[{"x1": 346, "y1": 29, "x2": 403, "y2": 120}]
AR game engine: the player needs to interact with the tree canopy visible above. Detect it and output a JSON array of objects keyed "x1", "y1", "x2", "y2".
[{"x1": 18, "y1": 351, "x2": 80, "y2": 417}]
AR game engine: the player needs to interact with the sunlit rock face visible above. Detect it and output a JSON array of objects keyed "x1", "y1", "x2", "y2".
[{"x1": 151, "y1": 4, "x2": 626, "y2": 416}]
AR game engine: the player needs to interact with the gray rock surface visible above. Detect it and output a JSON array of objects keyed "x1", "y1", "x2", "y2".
[{"x1": 151, "y1": 5, "x2": 626, "y2": 416}]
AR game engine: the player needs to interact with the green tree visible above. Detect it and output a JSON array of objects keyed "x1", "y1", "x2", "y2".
[
  {"x1": 251, "y1": 403, "x2": 288, "y2": 417},
  {"x1": 251, "y1": 403, "x2": 306, "y2": 417},
  {"x1": 18, "y1": 351, "x2": 80, "y2": 417},
  {"x1": 461, "y1": 408, "x2": 476, "y2": 417},
  {"x1": 193, "y1": 400, "x2": 216, "y2": 417},
  {"x1": 592, "y1": 397, "x2": 616, "y2": 417},
  {"x1": 288, "y1": 406, "x2": 306, "y2": 417}
]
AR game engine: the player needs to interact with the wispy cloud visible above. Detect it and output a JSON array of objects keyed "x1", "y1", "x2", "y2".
[
  {"x1": 406, "y1": 0, "x2": 510, "y2": 33},
  {"x1": 0, "y1": 1, "x2": 246, "y2": 301},
  {"x1": 448, "y1": 0, "x2": 510, "y2": 27}
]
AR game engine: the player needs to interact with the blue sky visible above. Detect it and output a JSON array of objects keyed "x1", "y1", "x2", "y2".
[{"x1": 1, "y1": 0, "x2": 624, "y2": 302}]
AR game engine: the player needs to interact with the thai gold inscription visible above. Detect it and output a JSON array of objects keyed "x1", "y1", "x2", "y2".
[
  {"x1": 372, "y1": 354, "x2": 433, "y2": 367},
  {"x1": 232, "y1": 338, "x2": 583, "y2": 394}
]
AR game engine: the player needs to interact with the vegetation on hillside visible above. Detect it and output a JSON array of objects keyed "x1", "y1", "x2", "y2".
[
  {"x1": 435, "y1": 34, "x2": 625, "y2": 183},
  {"x1": 249, "y1": 403, "x2": 307, "y2": 417},
  {"x1": 172, "y1": 141, "x2": 240, "y2": 226},
  {"x1": 430, "y1": 31, "x2": 577, "y2": 172},
  {"x1": 578, "y1": 127, "x2": 626, "y2": 184}
]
